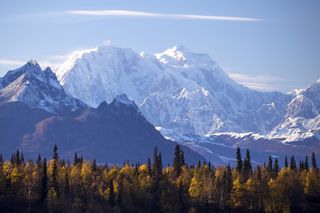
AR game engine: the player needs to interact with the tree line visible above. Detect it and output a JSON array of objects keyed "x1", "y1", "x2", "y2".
[{"x1": 0, "y1": 145, "x2": 319, "y2": 212}]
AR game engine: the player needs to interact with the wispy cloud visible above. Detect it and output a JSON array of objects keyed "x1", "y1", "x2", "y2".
[
  {"x1": 65, "y1": 10, "x2": 262, "y2": 22},
  {"x1": 0, "y1": 56, "x2": 67, "y2": 76},
  {"x1": 0, "y1": 59, "x2": 26, "y2": 66},
  {"x1": 226, "y1": 71, "x2": 291, "y2": 92}
]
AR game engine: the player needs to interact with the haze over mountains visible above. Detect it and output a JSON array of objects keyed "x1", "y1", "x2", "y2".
[{"x1": 0, "y1": 43, "x2": 319, "y2": 165}]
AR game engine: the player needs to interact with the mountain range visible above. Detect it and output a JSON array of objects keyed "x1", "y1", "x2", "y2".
[
  {"x1": 0, "y1": 43, "x2": 319, "y2": 165},
  {"x1": 54, "y1": 43, "x2": 319, "y2": 164},
  {"x1": 0, "y1": 61, "x2": 204, "y2": 164}
]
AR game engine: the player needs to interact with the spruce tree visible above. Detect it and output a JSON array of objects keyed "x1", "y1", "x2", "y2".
[
  {"x1": 181, "y1": 150, "x2": 185, "y2": 166},
  {"x1": 267, "y1": 156, "x2": 273, "y2": 173},
  {"x1": 299, "y1": 161, "x2": 304, "y2": 171},
  {"x1": 152, "y1": 146, "x2": 162, "y2": 177},
  {"x1": 311, "y1": 152, "x2": 318, "y2": 170},
  {"x1": 226, "y1": 164, "x2": 233, "y2": 195},
  {"x1": 109, "y1": 180, "x2": 115, "y2": 207},
  {"x1": 36, "y1": 154, "x2": 42, "y2": 164},
  {"x1": 173, "y1": 144, "x2": 183, "y2": 177},
  {"x1": 40, "y1": 158, "x2": 48, "y2": 205},
  {"x1": 147, "y1": 157, "x2": 152, "y2": 175},
  {"x1": 51, "y1": 146, "x2": 59, "y2": 198},
  {"x1": 305, "y1": 155, "x2": 309, "y2": 170},
  {"x1": 274, "y1": 158, "x2": 279, "y2": 176},
  {"x1": 284, "y1": 156, "x2": 288, "y2": 168},
  {"x1": 243, "y1": 149, "x2": 252, "y2": 173},
  {"x1": 236, "y1": 147, "x2": 242, "y2": 172},
  {"x1": 74, "y1": 153, "x2": 78, "y2": 166},
  {"x1": 53, "y1": 145, "x2": 59, "y2": 161},
  {"x1": 64, "y1": 171, "x2": 70, "y2": 196},
  {"x1": 20, "y1": 152, "x2": 24, "y2": 163},
  {"x1": 290, "y1": 156, "x2": 297, "y2": 170},
  {"x1": 16, "y1": 149, "x2": 21, "y2": 165}
]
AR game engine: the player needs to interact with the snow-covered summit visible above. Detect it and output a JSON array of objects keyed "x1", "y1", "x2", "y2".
[
  {"x1": 54, "y1": 43, "x2": 292, "y2": 136},
  {"x1": 113, "y1": 94, "x2": 137, "y2": 108},
  {"x1": 155, "y1": 45, "x2": 217, "y2": 70},
  {"x1": 0, "y1": 61, "x2": 85, "y2": 113}
]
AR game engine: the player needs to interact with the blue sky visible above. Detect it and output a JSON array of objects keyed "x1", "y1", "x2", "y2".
[{"x1": 0, "y1": 0, "x2": 319, "y2": 92}]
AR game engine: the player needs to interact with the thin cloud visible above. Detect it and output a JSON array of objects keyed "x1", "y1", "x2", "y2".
[
  {"x1": 226, "y1": 71, "x2": 289, "y2": 92},
  {"x1": 0, "y1": 59, "x2": 26, "y2": 66},
  {"x1": 66, "y1": 10, "x2": 262, "y2": 22},
  {"x1": 0, "y1": 56, "x2": 65, "y2": 72}
]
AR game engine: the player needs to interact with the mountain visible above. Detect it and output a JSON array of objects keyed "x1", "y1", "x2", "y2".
[
  {"x1": 0, "y1": 60, "x2": 84, "y2": 113},
  {"x1": 0, "y1": 101, "x2": 51, "y2": 154},
  {"x1": 54, "y1": 43, "x2": 320, "y2": 163},
  {"x1": 55, "y1": 43, "x2": 291, "y2": 136},
  {"x1": 0, "y1": 93, "x2": 204, "y2": 164},
  {"x1": 269, "y1": 79, "x2": 320, "y2": 142}
]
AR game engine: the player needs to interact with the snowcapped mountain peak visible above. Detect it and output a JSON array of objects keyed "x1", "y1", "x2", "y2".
[
  {"x1": 155, "y1": 45, "x2": 189, "y2": 66},
  {"x1": 26, "y1": 59, "x2": 40, "y2": 67},
  {"x1": 55, "y1": 42, "x2": 295, "y2": 136},
  {"x1": 113, "y1": 94, "x2": 138, "y2": 110},
  {"x1": 0, "y1": 61, "x2": 85, "y2": 113},
  {"x1": 155, "y1": 45, "x2": 217, "y2": 70},
  {"x1": 164, "y1": 44, "x2": 190, "y2": 56},
  {"x1": 22, "y1": 59, "x2": 41, "y2": 73}
]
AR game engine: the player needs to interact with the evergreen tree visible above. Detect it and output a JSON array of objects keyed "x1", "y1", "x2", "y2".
[
  {"x1": 290, "y1": 156, "x2": 297, "y2": 170},
  {"x1": 274, "y1": 158, "x2": 279, "y2": 176},
  {"x1": 36, "y1": 154, "x2": 42, "y2": 165},
  {"x1": 173, "y1": 144, "x2": 183, "y2": 177},
  {"x1": 236, "y1": 147, "x2": 242, "y2": 173},
  {"x1": 299, "y1": 161, "x2": 304, "y2": 171},
  {"x1": 92, "y1": 159, "x2": 97, "y2": 172},
  {"x1": 152, "y1": 146, "x2": 162, "y2": 177},
  {"x1": 40, "y1": 158, "x2": 48, "y2": 205},
  {"x1": 181, "y1": 150, "x2": 185, "y2": 167},
  {"x1": 64, "y1": 171, "x2": 70, "y2": 197},
  {"x1": 20, "y1": 152, "x2": 24, "y2": 163},
  {"x1": 305, "y1": 155, "x2": 309, "y2": 170},
  {"x1": 16, "y1": 149, "x2": 21, "y2": 165},
  {"x1": 243, "y1": 149, "x2": 252, "y2": 174},
  {"x1": 109, "y1": 180, "x2": 115, "y2": 207},
  {"x1": 53, "y1": 145, "x2": 59, "y2": 161},
  {"x1": 226, "y1": 164, "x2": 233, "y2": 196},
  {"x1": 74, "y1": 153, "x2": 79, "y2": 166},
  {"x1": 50, "y1": 146, "x2": 59, "y2": 198},
  {"x1": 311, "y1": 152, "x2": 318, "y2": 170},
  {"x1": 147, "y1": 157, "x2": 152, "y2": 175},
  {"x1": 267, "y1": 156, "x2": 273, "y2": 174},
  {"x1": 284, "y1": 156, "x2": 288, "y2": 168}
]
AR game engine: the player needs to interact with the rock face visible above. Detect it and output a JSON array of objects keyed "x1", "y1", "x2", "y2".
[
  {"x1": 54, "y1": 44, "x2": 292, "y2": 137},
  {"x1": 269, "y1": 79, "x2": 320, "y2": 142},
  {"x1": 0, "y1": 60, "x2": 84, "y2": 113}
]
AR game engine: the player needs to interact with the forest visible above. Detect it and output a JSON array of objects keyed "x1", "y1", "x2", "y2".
[{"x1": 0, "y1": 145, "x2": 319, "y2": 213}]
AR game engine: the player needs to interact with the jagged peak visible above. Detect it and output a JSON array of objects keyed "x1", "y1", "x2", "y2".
[
  {"x1": 20, "y1": 60, "x2": 42, "y2": 72},
  {"x1": 111, "y1": 94, "x2": 139, "y2": 110},
  {"x1": 97, "y1": 100, "x2": 108, "y2": 110},
  {"x1": 114, "y1": 94, "x2": 135, "y2": 105},
  {"x1": 26, "y1": 59, "x2": 39, "y2": 66},
  {"x1": 170, "y1": 44, "x2": 189, "y2": 53},
  {"x1": 160, "y1": 44, "x2": 190, "y2": 57}
]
